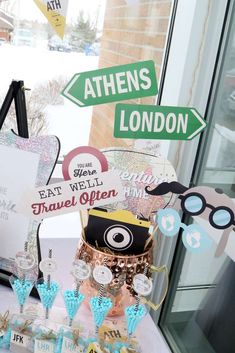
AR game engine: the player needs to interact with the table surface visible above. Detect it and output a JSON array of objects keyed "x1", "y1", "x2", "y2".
[{"x1": 0, "y1": 284, "x2": 171, "y2": 353}]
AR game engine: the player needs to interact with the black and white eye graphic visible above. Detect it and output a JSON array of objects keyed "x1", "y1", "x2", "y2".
[{"x1": 104, "y1": 224, "x2": 133, "y2": 251}]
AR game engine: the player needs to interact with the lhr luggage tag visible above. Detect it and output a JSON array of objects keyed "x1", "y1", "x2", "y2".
[
  {"x1": 87, "y1": 208, "x2": 151, "y2": 254},
  {"x1": 34, "y1": 325, "x2": 58, "y2": 353},
  {"x1": 59, "y1": 327, "x2": 86, "y2": 353}
]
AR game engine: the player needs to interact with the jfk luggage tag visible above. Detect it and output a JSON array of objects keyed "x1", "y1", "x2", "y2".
[{"x1": 10, "y1": 316, "x2": 34, "y2": 353}]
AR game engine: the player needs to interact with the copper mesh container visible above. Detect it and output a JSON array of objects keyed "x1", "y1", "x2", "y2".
[{"x1": 76, "y1": 237, "x2": 153, "y2": 316}]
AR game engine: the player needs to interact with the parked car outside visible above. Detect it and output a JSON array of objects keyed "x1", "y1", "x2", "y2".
[
  {"x1": 0, "y1": 38, "x2": 7, "y2": 45},
  {"x1": 48, "y1": 36, "x2": 72, "y2": 52},
  {"x1": 85, "y1": 42, "x2": 100, "y2": 56}
]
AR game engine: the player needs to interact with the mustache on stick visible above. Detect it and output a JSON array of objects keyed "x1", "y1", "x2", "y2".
[{"x1": 145, "y1": 181, "x2": 188, "y2": 195}]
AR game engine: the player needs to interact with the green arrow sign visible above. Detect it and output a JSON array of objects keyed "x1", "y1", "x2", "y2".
[
  {"x1": 61, "y1": 60, "x2": 158, "y2": 107},
  {"x1": 114, "y1": 104, "x2": 207, "y2": 140}
]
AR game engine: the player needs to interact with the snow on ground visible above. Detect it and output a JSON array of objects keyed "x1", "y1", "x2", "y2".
[
  {"x1": 0, "y1": 44, "x2": 99, "y2": 157},
  {"x1": 0, "y1": 45, "x2": 98, "y2": 89}
]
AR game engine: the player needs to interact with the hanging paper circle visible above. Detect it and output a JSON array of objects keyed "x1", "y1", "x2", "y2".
[
  {"x1": 71, "y1": 259, "x2": 91, "y2": 281},
  {"x1": 15, "y1": 251, "x2": 35, "y2": 270},
  {"x1": 133, "y1": 273, "x2": 153, "y2": 296},
  {"x1": 182, "y1": 224, "x2": 212, "y2": 253},
  {"x1": 157, "y1": 208, "x2": 181, "y2": 237},
  {"x1": 39, "y1": 258, "x2": 58, "y2": 275},
  {"x1": 93, "y1": 265, "x2": 113, "y2": 285}
]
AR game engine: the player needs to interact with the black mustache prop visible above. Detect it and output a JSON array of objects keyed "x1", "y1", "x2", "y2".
[{"x1": 145, "y1": 181, "x2": 188, "y2": 196}]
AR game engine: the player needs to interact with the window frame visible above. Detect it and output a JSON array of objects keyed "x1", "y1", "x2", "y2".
[
  {"x1": 157, "y1": 0, "x2": 234, "y2": 351},
  {"x1": 150, "y1": 0, "x2": 230, "y2": 326}
]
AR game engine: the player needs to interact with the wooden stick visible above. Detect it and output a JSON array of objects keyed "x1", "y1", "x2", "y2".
[{"x1": 79, "y1": 211, "x2": 86, "y2": 240}]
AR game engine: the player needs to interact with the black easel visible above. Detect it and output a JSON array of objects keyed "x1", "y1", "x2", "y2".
[{"x1": 0, "y1": 80, "x2": 29, "y2": 137}]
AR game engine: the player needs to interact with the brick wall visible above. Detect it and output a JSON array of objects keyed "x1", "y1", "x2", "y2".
[{"x1": 89, "y1": 0, "x2": 173, "y2": 148}]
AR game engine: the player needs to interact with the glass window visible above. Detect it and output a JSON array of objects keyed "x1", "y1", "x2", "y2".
[
  {"x1": 0, "y1": 0, "x2": 106, "y2": 160},
  {"x1": 0, "y1": 0, "x2": 174, "y2": 238},
  {"x1": 0, "y1": 0, "x2": 106, "y2": 241},
  {"x1": 159, "y1": 2, "x2": 235, "y2": 353}
]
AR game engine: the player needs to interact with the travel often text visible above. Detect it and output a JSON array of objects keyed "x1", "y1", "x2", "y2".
[{"x1": 20, "y1": 171, "x2": 124, "y2": 220}]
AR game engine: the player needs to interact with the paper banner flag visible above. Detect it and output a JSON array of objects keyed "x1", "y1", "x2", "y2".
[
  {"x1": 18, "y1": 171, "x2": 125, "y2": 220},
  {"x1": 34, "y1": 0, "x2": 68, "y2": 39}
]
